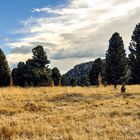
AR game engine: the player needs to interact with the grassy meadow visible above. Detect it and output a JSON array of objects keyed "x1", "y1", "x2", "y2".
[{"x1": 0, "y1": 86, "x2": 139, "y2": 140}]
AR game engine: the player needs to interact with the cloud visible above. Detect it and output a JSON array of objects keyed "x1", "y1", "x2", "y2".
[
  {"x1": 7, "y1": 53, "x2": 32, "y2": 67},
  {"x1": 113, "y1": 0, "x2": 132, "y2": 5},
  {"x1": 10, "y1": 46, "x2": 32, "y2": 54},
  {"x1": 6, "y1": 0, "x2": 140, "y2": 72},
  {"x1": 0, "y1": 36, "x2": 10, "y2": 41}
]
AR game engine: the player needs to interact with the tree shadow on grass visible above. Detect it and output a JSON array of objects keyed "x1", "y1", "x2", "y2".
[
  {"x1": 48, "y1": 92, "x2": 140, "y2": 103},
  {"x1": 48, "y1": 93, "x2": 86, "y2": 103},
  {"x1": 48, "y1": 93, "x2": 114, "y2": 103},
  {"x1": 115, "y1": 93, "x2": 140, "y2": 98}
]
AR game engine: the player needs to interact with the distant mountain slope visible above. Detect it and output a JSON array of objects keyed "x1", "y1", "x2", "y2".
[
  {"x1": 64, "y1": 61, "x2": 94, "y2": 85},
  {"x1": 64, "y1": 59, "x2": 106, "y2": 86}
]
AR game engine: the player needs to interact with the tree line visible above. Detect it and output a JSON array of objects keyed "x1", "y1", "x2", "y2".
[{"x1": 0, "y1": 23, "x2": 140, "y2": 90}]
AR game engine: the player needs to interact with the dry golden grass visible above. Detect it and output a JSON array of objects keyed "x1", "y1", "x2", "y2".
[{"x1": 0, "y1": 85, "x2": 139, "y2": 140}]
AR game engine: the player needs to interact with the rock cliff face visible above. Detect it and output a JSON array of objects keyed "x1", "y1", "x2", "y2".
[{"x1": 64, "y1": 61, "x2": 94, "y2": 85}]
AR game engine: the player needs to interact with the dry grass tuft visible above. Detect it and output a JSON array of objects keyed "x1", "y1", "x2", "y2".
[
  {"x1": 24, "y1": 101, "x2": 41, "y2": 112},
  {"x1": 0, "y1": 127, "x2": 14, "y2": 140},
  {"x1": 0, "y1": 85, "x2": 139, "y2": 139}
]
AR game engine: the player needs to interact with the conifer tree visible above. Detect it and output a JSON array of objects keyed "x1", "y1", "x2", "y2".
[
  {"x1": 105, "y1": 32, "x2": 128, "y2": 88},
  {"x1": 52, "y1": 67, "x2": 61, "y2": 86},
  {"x1": 32, "y1": 45, "x2": 50, "y2": 68},
  {"x1": 12, "y1": 45, "x2": 52, "y2": 87},
  {"x1": 12, "y1": 62, "x2": 27, "y2": 87},
  {"x1": 129, "y1": 23, "x2": 140, "y2": 84},
  {"x1": 61, "y1": 75, "x2": 67, "y2": 86},
  {"x1": 89, "y1": 58, "x2": 102, "y2": 85},
  {"x1": 70, "y1": 78, "x2": 77, "y2": 87},
  {"x1": 0, "y1": 48, "x2": 11, "y2": 86}
]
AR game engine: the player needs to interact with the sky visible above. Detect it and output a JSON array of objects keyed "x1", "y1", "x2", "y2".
[{"x1": 0, "y1": 0, "x2": 140, "y2": 74}]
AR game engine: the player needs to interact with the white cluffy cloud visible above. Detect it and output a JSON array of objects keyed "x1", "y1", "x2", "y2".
[{"x1": 7, "y1": 0, "x2": 140, "y2": 73}]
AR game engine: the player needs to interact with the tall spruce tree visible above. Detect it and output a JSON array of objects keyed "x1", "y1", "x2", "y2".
[
  {"x1": 12, "y1": 45, "x2": 52, "y2": 87},
  {"x1": 0, "y1": 48, "x2": 11, "y2": 86},
  {"x1": 89, "y1": 58, "x2": 102, "y2": 86},
  {"x1": 61, "y1": 75, "x2": 67, "y2": 86},
  {"x1": 105, "y1": 32, "x2": 128, "y2": 88},
  {"x1": 26, "y1": 46, "x2": 52, "y2": 86},
  {"x1": 52, "y1": 67, "x2": 61, "y2": 86},
  {"x1": 129, "y1": 23, "x2": 140, "y2": 84},
  {"x1": 32, "y1": 45, "x2": 50, "y2": 68}
]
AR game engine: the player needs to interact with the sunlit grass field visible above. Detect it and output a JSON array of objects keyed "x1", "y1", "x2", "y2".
[{"x1": 0, "y1": 85, "x2": 139, "y2": 140}]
